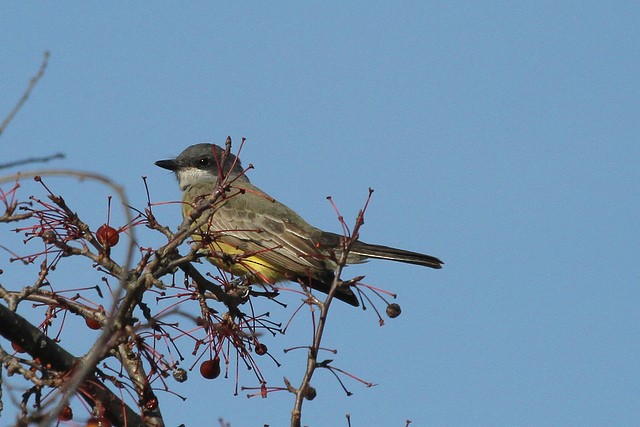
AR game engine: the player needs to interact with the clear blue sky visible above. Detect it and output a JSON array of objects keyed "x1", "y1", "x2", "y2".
[{"x1": 1, "y1": 3, "x2": 638, "y2": 426}]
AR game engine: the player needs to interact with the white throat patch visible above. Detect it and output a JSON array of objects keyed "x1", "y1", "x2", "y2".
[{"x1": 176, "y1": 167, "x2": 215, "y2": 191}]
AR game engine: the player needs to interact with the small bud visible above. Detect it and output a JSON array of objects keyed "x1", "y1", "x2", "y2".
[{"x1": 386, "y1": 303, "x2": 402, "y2": 318}]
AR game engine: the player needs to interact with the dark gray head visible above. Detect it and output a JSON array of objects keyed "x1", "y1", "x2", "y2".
[{"x1": 155, "y1": 143, "x2": 248, "y2": 190}]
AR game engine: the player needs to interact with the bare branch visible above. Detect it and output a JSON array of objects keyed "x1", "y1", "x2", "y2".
[
  {"x1": 289, "y1": 190, "x2": 375, "y2": 427},
  {"x1": 0, "y1": 51, "x2": 50, "y2": 136},
  {"x1": 0, "y1": 152, "x2": 65, "y2": 171},
  {"x1": 0, "y1": 304, "x2": 142, "y2": 426}
]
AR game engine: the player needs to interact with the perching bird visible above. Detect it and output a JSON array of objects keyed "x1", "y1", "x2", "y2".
[{"x1": 156, "y1": 143, "x2": 442, "y2": 306}]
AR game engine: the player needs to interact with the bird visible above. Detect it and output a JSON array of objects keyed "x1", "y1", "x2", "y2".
[{"x1": 155, "y1": 143, "x2": 442, "y2": 306}]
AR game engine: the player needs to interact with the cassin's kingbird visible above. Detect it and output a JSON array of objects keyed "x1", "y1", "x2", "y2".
[{"x1": 156, "y1": 143, "x2": 442, "y2": 306}]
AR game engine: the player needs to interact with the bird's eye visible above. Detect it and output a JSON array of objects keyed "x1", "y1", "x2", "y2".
[{"x1": 198, "y1": 158, "x2": 210, "y2": 166}]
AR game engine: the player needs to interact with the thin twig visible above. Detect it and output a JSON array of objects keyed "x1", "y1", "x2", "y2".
[
  {"x1": 289, "y1": 190, "x2": 374, "y2": 427},
  {"x1": 0, "y1": 152, "x2": 65, "y2": 170},
  {"x1": 0, "y1": 51, "x2": 50, "y2": 136}
]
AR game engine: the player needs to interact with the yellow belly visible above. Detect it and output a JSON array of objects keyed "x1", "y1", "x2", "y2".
[
  {"x1": 196, "y1": 238, "x2": 285, "y2": 284},
  {"x1": 183, "y1": 194, "x2": 288, "y2": 284}
]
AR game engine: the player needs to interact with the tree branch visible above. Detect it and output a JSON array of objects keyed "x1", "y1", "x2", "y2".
[
  {"x1": 0, "y1": 304, "x2": 142, "y2": 426},
  {"x1": 0, "y1": 51, "x2": 49, "y2": 136}
]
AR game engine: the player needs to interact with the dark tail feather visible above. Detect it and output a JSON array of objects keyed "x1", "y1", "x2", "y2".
[{"x1": 350, "y1": 241, "x2": 444, "y2": 269}]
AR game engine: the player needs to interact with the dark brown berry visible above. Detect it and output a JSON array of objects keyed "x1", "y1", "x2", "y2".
[
  {"x1": 304, "y1": 385, "x2": 317, "y2": 400},
  {"x1": 255, "y1": 343, "x2": 268, "y2": 355},
  {"x1": 57, "y1": 405, "x2": 73, "y2": 421},
  {"x1": 386, "y1": 303, "x2": 402, "y2": 318},
  {"x1": 199, "y1": 357, "x2": 221, "y2": 379}
]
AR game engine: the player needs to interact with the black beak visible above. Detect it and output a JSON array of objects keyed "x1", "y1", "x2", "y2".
[{"x1": 155, "y1": 159, "x2": 177, "y2": 171}]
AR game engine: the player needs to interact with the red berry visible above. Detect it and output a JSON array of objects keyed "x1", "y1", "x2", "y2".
[
  {"x1": 199, "y1": 357, "x2": 221, "y2": 379},
  {"x1": 96, "y1": 224, "x2": 119, "y2": 247},
  {"x1": 11, "y1": 341, "x2": 26, "y2": 353},
  {"x1": 85, "y1": 417, "x2": 111, "y2": 427},
  {"x1": 58, "y1": 405, "x2": 73, "y2": 421},
  {"x1": 85, "y1": 317, "x2": 101, "y2": 330}
]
